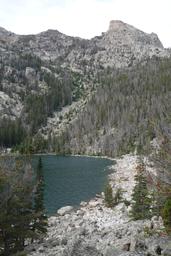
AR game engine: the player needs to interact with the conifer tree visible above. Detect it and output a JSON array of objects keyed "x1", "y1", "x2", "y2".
[
  {"x1": 130, "y1": 163, "x2": 152, "y2": 220},
  {"x1": 33, "y1": 157, "x2": 48, "y2": 236},
  {"x1": 0, "y1": 157, "x2": 36, "y2": 255},
  {"x1": 162, "y1": 198, "x2": 171, "y2": 234},
  {"x1": 104, "y1": 181, "x2": 114, "y2": 208},
  {"x1": 0, "y1": 157, "x2": 48, "y2": 255}
]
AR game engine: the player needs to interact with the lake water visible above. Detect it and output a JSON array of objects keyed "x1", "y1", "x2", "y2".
[{"x1": 33, "y1": 155, "x2": 113, "y2": 215}]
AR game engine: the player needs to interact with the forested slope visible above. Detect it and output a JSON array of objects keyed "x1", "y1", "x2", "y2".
[
  {"x1": 0, "y1": 53, "x2": 87, "y2": 147},
  {"x1": 0, "y1": 21, "x2": 170, "y2": 153},
  {"x1": 55, "y1": 57, "x2": 171, "y2": 157}
]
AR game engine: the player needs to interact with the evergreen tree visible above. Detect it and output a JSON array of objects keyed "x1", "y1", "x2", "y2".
[
  {"x1": 104, "y1": 181, "x2": 114, "y2": 208},
  {"x1": 0, "y1": 157, "x2": 48, "y2": 255},
  {"x1": 130, "y1": 163, "x2": 152, "y2": 220},
  {"x1": 162, "y1": 198, "x2": 171, "y2": 234},
  {"x1": 33, "y1": 157, "x2": 48, "y2": 236},
  {"x1": 113, "y1": 187, "x2": 122, "y2": 206},
  {"x1": 0, "y1": 157, "x2": 36, "y2": 255}
]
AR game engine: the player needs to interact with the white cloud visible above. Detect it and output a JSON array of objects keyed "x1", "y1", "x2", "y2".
[{"x1": 0, "y1": 0, "x2": 170, "y2": 47}]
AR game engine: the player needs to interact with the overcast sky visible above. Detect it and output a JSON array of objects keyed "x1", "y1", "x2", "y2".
[{"x1": 0, "y1": 0, "x2": 170, "y2": 47}]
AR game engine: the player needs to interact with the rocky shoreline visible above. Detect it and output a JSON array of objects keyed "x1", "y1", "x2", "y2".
[{"x1": 27, "y1": 155, "x2": 171, "y2": 256}]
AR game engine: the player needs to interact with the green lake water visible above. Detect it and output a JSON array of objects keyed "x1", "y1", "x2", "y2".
[{"x1": 33, "y1": 155, "x2": 113, "y2": 215}]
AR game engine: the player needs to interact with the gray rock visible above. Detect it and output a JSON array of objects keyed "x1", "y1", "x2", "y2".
[
  {"x1": 51, "y1": 239, "x2": 60, "y2": 247},
  {"x1": 61, "y1": 237, "x2": 68, "y2": 246},
  {"x1": 122, "y1": 243, "x2": 131, "y2": 251},
  {"x1": 104, "y1": 246, "x2": 123, "y2": 256},
  {"x1": 68, "y1": 240, "x2": 102, "y2": 256},
  {"x1": 38, "y1": 246, "x2": 45, "y2": 253},
  {"x1": 57, "y1": 206, "x2": 74, "y2": 216},
  {"x1": 80, "y1": 201, "x2": 87, "y2": 207},
  {"x1": 162, "y1": 249, "x2": 171, "y2": 256},
  {"x1": 130, "y1": 238, "x2": 147, "y2": 252},
  {"x1": 25, "y1": 67, "x2": 36, "y2": 80}
]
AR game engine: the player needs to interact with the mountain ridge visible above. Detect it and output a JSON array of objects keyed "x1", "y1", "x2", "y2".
[
  {"x1": 0, "y1": 20, "x2": 169, "y2": 71},
  {"x1": 0, "y1": 20, "x2": 171, "y2": 153},
  {"x1": 0, "y1": 20, "x2": 166, "y2": 46}
]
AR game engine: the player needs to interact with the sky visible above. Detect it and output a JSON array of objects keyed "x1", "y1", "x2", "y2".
[{"x1": 0, "y1": 0, "x2": 170, "y2": 48}]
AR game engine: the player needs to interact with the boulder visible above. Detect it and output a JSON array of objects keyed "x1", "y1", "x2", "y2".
[
  {"x1": 38, "y1": 246, "x2": 45, "y2": 253},
  {"x1": 160, "y1": 241, "x2": 171, "y2": 256},
  {"x1": 122, "y1": 243, "x2": 131, "y2": 251},
  {"x1": 25, "y1": 67, "x2": 36, "y2": 80},
  {"x1": 104, "y1": 246, "x2": 123, "y2": 256},
  {"x1": 50, "y1": 238, "x2": 60, "y2": 247},
  {"x1": 48, "y1": 216, "x2": 58, "y2": 226},
  {"x1": 61, "y1": 237, "x2": 68, "y2": 246},
  {"x1": 88, "y1": 200, "x2": 100, "y2": 207},
  {"x1": 162, "y1": 249, "x2": 171, "y2": 256},
  {"x1": 151, "y1": 216, "x2": 164, "y2": 230},
  {"x1": 57, "y1": 206, "x2": 74, "y2": 216},
  {"x1": 115, "y1": 203, "x2": 127, "y2": 214},
  {"x1": 80, "y1": 201, "x2": 87, "y2": 207},
  {"x1": 69, "y1": 240, "x2": 101, "y2": 256},
  {"x1": 130, "y1": 238, "x2": 147, "y2": 252}
]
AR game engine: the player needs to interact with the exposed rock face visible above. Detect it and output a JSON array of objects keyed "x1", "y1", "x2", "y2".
[
  {"x1": 0, "y1": 26, "x2": 16, "y2": 43},
  {"x1": 0, "y1": 20, "x2": 170, "y2": 123},
  {"x1": 6, "y1": 20, "x2": 167, "y2": 70},
  {"x1": 94, "y1": 20, "x2": 166, "y2": 68},
  {"x1": 0, "y1": 91, "x2": 22, "y2": 119},
  {"x1": 108, "y1": 20, "x2": 163, "y2": 48}
]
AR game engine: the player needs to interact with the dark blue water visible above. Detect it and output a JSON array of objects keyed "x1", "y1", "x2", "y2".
[{"x1": 33, "y1": 155, "x2": 113, "y2": 215}]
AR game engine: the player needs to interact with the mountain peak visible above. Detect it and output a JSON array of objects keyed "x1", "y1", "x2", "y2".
[
  {"x1": 108, "y1": 20, "x2": 127, "y2": 31},
  {"x1": 107, "y1": 20, "x2": 163, "y2": 49},
  {"x1": 0, "y1": 26, "x2": 15, "y2": 39},
  {"x1": 108, "y1": 20, "x2": 146, "y2": 34},
  {"x1": 0, "y1": 26, "x2": 9, "y2": 34}
]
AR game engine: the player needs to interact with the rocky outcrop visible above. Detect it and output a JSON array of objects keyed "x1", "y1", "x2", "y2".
[
  {"x1": 108, "y1": 20, "x2": 163, "y2": 48},
  {"x1": 2, "y1": 20, "x2": 168, "y2": 70},
  {"x1": 57, "y1": 206, "x2": 74, "y2": 216},
  {"x1": 93, "y1": 20, "x2": 168, "y2": 68}
]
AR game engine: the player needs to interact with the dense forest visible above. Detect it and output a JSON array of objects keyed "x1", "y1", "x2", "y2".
[
  {"x1": 53, "y1": 57, "x2": 171, "y2": 157},
  {"x1": 1, "y1": 56, "x2": 171, "y2": 160}
]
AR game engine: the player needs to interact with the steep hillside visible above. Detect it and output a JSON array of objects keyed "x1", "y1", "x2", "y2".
[
  {"x1": 0, "y1": 21, "x2": 170, "y2": 150},
  {"x1": 53, "y1": 57, "x2": 171, "y2": 157}
]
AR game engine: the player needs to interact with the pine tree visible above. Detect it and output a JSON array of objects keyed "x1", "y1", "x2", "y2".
[
  {"x1": 0, "y1": 157, "x2": 36, "y2": 255},
  {"x1": 130, "y1": 163, "x2": 152, "y2": 220},
  {"x1": 162, "y1": 198, "x2": 171, "y2": 234},
  {"x1": 0, "y1": 156, "x2": 48, "y2": 255},
  {"x1": 33, "y1": 157, "x2": 48, "y2": 236},
  {"x1": 104, "y1": 181, "x2": 114, "y2": 208},
  {"x1": 113, "y1": 187, "x2": 122, "y2": 206}
]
